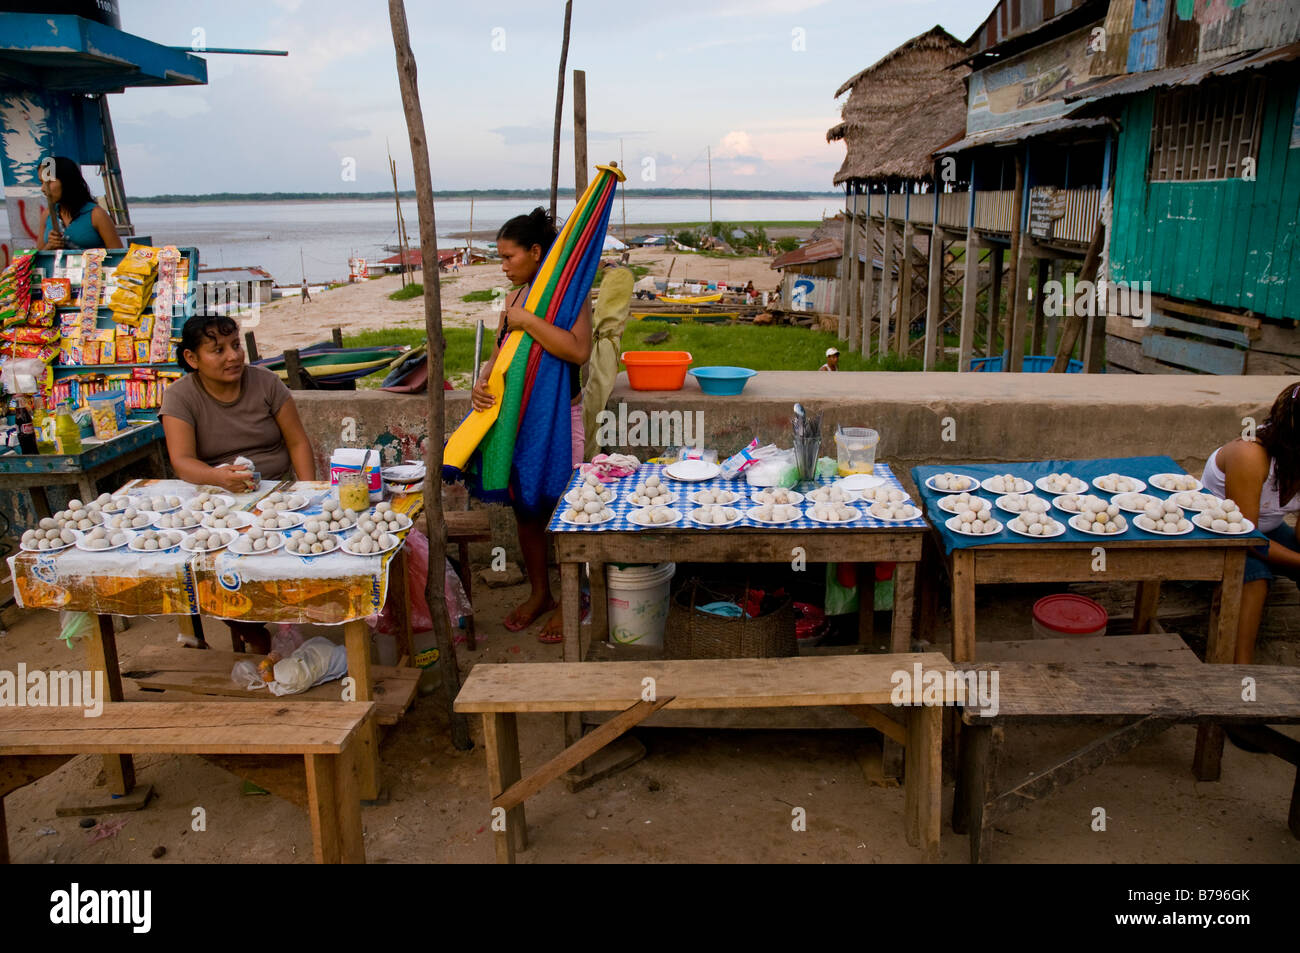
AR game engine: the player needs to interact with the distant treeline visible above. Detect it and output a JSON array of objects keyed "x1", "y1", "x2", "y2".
[{"x1": 100, "y1": 188, "x2": 840, "y2": 204}]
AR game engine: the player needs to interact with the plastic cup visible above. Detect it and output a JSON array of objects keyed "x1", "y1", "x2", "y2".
[{"x1": 835, "y1": 428, "x2": 879, "y2": 476}]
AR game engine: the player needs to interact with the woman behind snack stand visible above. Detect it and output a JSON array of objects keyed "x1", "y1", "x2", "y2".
[
  {"x1": 34, "y1": 157, "x2": 123, "y2": 251},
  {"x1": 160, "y1": 315, "x2": 316, "y2": 653},
  {"x1": 1202, "y1": 381, "x2": 1300, "y2": 667}
]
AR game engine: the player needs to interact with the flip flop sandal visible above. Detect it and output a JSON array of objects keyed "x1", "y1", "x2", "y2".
[
  {"x1": 503, "y1": 599, "x2": 557, "y2": 633},
  {"x1": 538, "y1": 612, "x2": 564, "y2": 644}
]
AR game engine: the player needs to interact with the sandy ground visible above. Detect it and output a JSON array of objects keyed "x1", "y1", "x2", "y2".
[
  {"x1": 249, "y1": 248, "x2": 788, "y2": 354},
  {"x1": 3, "y1": 574, "x2": 1298, "y2": 865}
]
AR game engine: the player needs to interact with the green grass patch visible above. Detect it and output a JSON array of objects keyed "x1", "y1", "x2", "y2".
[
  {"x1": 460, "y1": 289, "x2": 500, "y2": 303},
  {"x1": 388, "y1": 283, "x2": 424, "y2": 301}
]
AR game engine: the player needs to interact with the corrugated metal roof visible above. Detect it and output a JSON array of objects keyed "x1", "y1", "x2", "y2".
[
  {"x1": 771, "y1": 238, "x2": 843, "y2": 270},
  {"x1": 199, "y1": 267, "x2": 273, "y2": 282},
  {"x1": 1060, "y1": 42, "x2": 1300, "y2": 105},
  {"x1": 936, "y1": 116, "x2": 1109, "y2": 155}
]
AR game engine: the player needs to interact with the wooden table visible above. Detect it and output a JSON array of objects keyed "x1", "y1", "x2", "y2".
[
  {"x1": 553, "y1": 523, "x2": 925, "y2": 746},
  {"x1": 935, "y1": 534, "x2": 1256, "y2": 779},
  {"x1": 0, "y1": 421, "x2": 166, "y2": 519}
]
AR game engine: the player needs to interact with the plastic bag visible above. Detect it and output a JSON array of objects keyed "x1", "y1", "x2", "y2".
[
  {"x1": 824, "y1": 562, "x2": 860, "y2": 616},
  {"x1": 270, "y1": 624, "x2": 305, "y2": 658},
  {"x1": 745, "y1": 449, "x2": 798, "y2": 488},
  {"x1": 376, "y1": 527, "x2": 473, "y2": 636},
  {"x1": 268, "y1": 636, "x2": 348, "y2": 696},
  {"x1": 231, "y1": 659, "x2": 265, "y2": 691}
]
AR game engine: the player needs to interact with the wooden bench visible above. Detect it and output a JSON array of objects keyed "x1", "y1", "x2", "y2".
[
  {"x1": 0, "y1": 701, "x2": 375, "y2": 864},
  {"x1": 454, "y1": 654, "x2": 955, "y2": 863},
  {"x1": 445, "y1": 509, "x2": 491, "y2": 650},
  {"x1": 952, "y1": 661, "x2": 1300, "y2": 863}
]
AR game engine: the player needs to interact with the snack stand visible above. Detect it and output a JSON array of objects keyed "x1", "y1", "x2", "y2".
[{"x1": 7, "y1": 478, "x2": 422, "y2": 802}]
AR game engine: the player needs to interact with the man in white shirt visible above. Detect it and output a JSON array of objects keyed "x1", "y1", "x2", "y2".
[{"x1": 819, "y1": 347, "x2": 839, "y2": 372}]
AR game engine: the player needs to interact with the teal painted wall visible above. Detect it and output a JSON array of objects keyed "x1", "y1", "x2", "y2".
[{"x1": 1111, "y1": 75, "x2": 1300, "y2": 319}]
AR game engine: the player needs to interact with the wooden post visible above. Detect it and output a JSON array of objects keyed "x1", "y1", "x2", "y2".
[
  {"x1": 244, "y1": 331, "x2": 260, "y2": 362},
  {"x1": 1030, "y1": 259, "x2": 1047, "y2": 355},
  {"x1": 284, "y1": 348, "x2": 304, "y2": 391},
  {"x1": 331, "y1": 327, "x2": 344, "y2": 348},
  {"x1": 846, "y1": 190, "x2": 860, "y2": 352},
  {"x1": 549, "y1": 0, "x2": 574, "y2": 220},
  {"x1": 861, "y1": 209, "x2": 875, "y2": 359},
  {"x1": 388, "y1": 0, "x2": 472, "y2": 751},
  {"x1": 1052, "y1": 217, "x2": 1105, "y2": 372},
  {"x1": 924, "y1": 192, "x2": 943, "y2": 370},
  {"x1": 897, "y1": 215, "x2": 914, "y2": 357},
  {"x1": 958, "y1": 231, "x2": 980, "y2": 372},
  {"x1": 1005, "y1": 153, "x2": 1026, "y2": 371},
  {"x1": 572, "y1": 69, "x2": 588, "y2": 197},
  {"x1": 1045, "y1": 259, "x2": 1061, "y2": 355},
  {"x1": 389, "y1": 153, "x2": 408, "y2": 287},
  {"x1": 986, "y1": 246, "x2": 1003, "y2": 358},
  {"x1": 838, "y1": 186, "x2": 852, "y2": 340},
  {"x1": 88, "y1": 615, "x2": 135, "y2": 796},
  {"x1": 878, "y1": 190, "x2": 893, "y2": 356}
]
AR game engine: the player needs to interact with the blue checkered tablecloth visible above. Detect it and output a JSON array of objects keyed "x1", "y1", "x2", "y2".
[{"x1": 546, "y1": 462, "x2": 929, "y2": 533}]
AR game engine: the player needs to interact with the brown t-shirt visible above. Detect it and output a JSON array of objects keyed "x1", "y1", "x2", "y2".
[{"x1": 160, "y1": 365, "x2": 294, "y2": 478}]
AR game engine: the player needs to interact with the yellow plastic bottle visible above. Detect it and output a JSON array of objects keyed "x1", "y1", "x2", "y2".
[
  {"x1": 33, "y1": 397, "x2": 57, "y2": 454},
  {"x1": 55, "y1": 403, "x2": 82, "y2": 455}
]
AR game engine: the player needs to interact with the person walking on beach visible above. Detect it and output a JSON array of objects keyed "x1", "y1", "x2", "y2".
[
  {"x1": 820, "y1": 347, "x2": 839, "y2": 372},
  {"x1": 300, "y1": 279, "x2": 311, "y2": 304}
]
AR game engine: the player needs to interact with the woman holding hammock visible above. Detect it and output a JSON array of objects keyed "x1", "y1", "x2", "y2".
[{"x1": 472, "y1": 207, "x2": 592, "y2": 640}]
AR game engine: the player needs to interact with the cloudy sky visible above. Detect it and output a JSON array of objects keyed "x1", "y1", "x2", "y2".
[{"x1": 113, "y1": 0, "x2": 987, "y2": 196}]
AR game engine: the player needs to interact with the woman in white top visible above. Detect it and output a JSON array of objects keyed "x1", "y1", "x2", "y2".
[{"x1": 1201, "y1": 381, "x2": 1300, "y2": 664}]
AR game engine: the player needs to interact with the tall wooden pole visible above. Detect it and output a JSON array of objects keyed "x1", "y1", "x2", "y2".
[
  {"x1": 388, "y1": 0, "x2": 472, "y2": 750},
  {"x1": 550, "y1": 0, "x2": 574, "y2": 220},
  {"x1": 573, "y1": 69, "x2": 588, "y2": 198},
  {"x1": 389, "y1": 154, "x2": 408, "y2": 286},
  {"x1": 1005, "y1": 152, "x2": 1026, "y2": 372}
]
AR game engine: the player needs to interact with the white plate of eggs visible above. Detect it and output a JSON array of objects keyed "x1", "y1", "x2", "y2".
[
  {"x1": 925, "y1": 472, "x2": 977, "y2": 493},
  {"x1": 183, "y1": 492, "x2": 236, "y2": 513},
  {"x1": 201, "y1": 509, "x2": 255, "y2": 531},
  {"x1": 180, "y1": 528, "x2": 238, "y2": 553},
  {"x1": 228, "y1": 527, "x2": 285, "y2": 555},
  {"x1": 560, "y1": 501, "x2": 615, "y2": 526},
  {"x1": 105, "y1": 509, "x2": 159, "y2": 531},
  {"x1": 628, "y1": 505, "x2": 682, "y2": 527},
  {"x1": 689, "y1": 487, "x2": 741, "y2": 507},
  {"x1": 256, "y1": 491, "x2": 310, "y2": 514},
  {"x1": 1051, "y1": 494, "x2": 1090, "y2": 515},
  {"x1": 1093, "y1": 473, "x2": 1146, "y2": 494},
  {"x1": 1171, "y1": 491, "x2": 1219, "y2": 512},
  {"x1": 807, "y1": 502, "x2": 862, "y2": 524},
  {"x1": 285, "y1": 531, "x2": 342, "y2": 557},
  {"x1": 75, "y1": 527, "x2": 132, "y2": 552},
  {"x1": 1007, "y1": 511, "x2": 1064, "y2": 538},
  {"x1": 1133, "y1": 499, "x2": 1193, "y2": 535},
  {"x1": 625, "y1": 475, "x2": 676, "y2": 507},
  {"x1": 566, "y1": 473, "x2": 615, "y2": 506},
  {"x1": 751, "y1": 487, "x2": 804, "y2": 506},
  {"x1": 805, "y1": 484, "x2": 856, "y2": 505},
  {"x1": 995, "y1": 493, "x2": 1050, "y2": 516},
  {"x1": 1192, "y1": 499, "x2": 1254, "y2": 535},
  {"x1": 1148, "y1": 472, "x2": 1202, "y2": 493},
  {"x1": 1067, "y1": 497, "x2": 1128, "y2": 536},
  {"x1": 981, "y1": 473, "x2": 1033, "y2": 495},
  {"x1": 1111, "y1": 492, "x2": 1161, "y2": 515},
  {"x1": 747, "y1": 503, "x2": 801, "y2": 524},
  {"x1": 854, "y1": 485, "x2": 909, "y2": 505},
  {"x1": 945, "y1": 510, "x2": 1002, "y2": 537},
  {"x1": 688, "y1": 505, "x2": 744, "y2": 527},
  {"x1": 938, "y1": 492, "x2": 989, "y2": 516},
  {"x1": 1035, "y1": 473, "x2": 1088, "y2": 495},
  {"x1": 154, "y1": 509, "x2": 202, "y2": 531},
  {"x1": 128, "y1": 530, "x2": 185, "y2": 553},
  {"x1": 253, "y1": 510, "x2": 305, "y2": 531},
  {"x1": 867, "y1": 501, "x2": 921, "y2": 522}
]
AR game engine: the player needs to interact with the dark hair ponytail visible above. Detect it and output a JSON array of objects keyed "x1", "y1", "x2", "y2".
[
  {"x1": 496, "y1": 206, "x2": 558, "y2": 257},
  {"x1": 177, "y1": 315, "x2": 240, "y2": 372}
]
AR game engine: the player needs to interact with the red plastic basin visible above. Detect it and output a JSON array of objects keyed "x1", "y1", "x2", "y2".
[{"x1": 621, "y1": 351, "x2": 693, "y2": 391}]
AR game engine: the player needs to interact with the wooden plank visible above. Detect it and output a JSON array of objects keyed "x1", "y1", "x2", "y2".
[
  {"x1": 1133, "y1": 580, "x2": 1161, "y2": 634},
  {"x1": 892, "y1": 561, "x2": 916, "y2": 653},
  {"x1": 454, "y1": 652, "x2": 955, "y2": 713},
  {"x1": 1247, "y1": 321, "x2": 1300, "y2": 356},
  {"x1": 1149, "y1": 311, "x2": 1252, "y2": 348},
  {"x1": 482, "y1": 712, "x2": 525, "y2": 863},
  {"x1": 985, "y1": 715, "x2": 1174, "y2": 824},
  {"x1": 960, "y1": 663, "x2": 1300, "y2": 722},
  {"x1": 87, "y1": 614, "x2": 133, "y2": 797},
  {"x1": 124, "y1": 645, "x2": 418, "y2": 725},
  {"x1": 842, "y1": 704, "x2": 906, "y2": 744},
  {"x1": 304, "y1": 751, "x2": 366, "y2": 864},
  {"x1": 493, "y1": 695, "x2": 674, "y2": 814},
  {"x1": 903, "y1": 704, "x2": 942, "y2": 858},
  {"x1": 951, "y1": 549, "x2": 976, "y2": 663},
  {"x1": 0, "y1": 702, "x2": 374, "y2": 755},
  {"x1": 975, "y1": 633, "x2": 1198, "y2": 665},
  {"x1": 1105, "y1": 314, "x2": 1146, "y2": 343},
  {"x1": 0, "y1": 754, "x2": 71, "y2": 798},
  {"x1": 1106, "y1": 334, "x2": 1197, "y2": 375},
  {"x1": 343, "y1": 619, "x2": 380, "y2": 801},
  {"x1": 971, "y1": 545, "x2": 1245, "y2": 585},
  {"x1": 552, "y1": 531, "x2": 924, "y2": 566},
  {"x1": 1246, "y1": 348, "x2": 1300, "y2": 376}
]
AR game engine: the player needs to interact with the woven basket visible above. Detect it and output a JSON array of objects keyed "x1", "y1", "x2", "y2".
[{"x1": 664, "y1": 579, "x2": 796, "y2": 659}]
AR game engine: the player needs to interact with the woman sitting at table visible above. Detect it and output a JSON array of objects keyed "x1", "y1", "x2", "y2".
[
  {"x1": 160, "y1": 315, "x2": 316, "y2": 653},
  {"x1": 1202, "y1": 380, "x2": 1300, "y2": 665}
]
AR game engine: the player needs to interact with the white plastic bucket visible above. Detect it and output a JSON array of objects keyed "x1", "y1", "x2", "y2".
[{"x1": 606, "y1": 562, "x2": 675, "y2": 647}]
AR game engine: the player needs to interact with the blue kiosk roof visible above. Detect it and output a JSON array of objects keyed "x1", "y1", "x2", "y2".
[{"x1": 0, "y1": 14, "x2": 207, "y2": 92}]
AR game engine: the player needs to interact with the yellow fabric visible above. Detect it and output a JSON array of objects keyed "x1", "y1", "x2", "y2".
[{"x1": 583, "y1": 267, "x2": 635, "y2": 459}]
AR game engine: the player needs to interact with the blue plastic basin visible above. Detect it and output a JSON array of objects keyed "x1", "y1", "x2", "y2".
[{"x1": 688, "y1": 366, "x2": 757, "y2": 395}]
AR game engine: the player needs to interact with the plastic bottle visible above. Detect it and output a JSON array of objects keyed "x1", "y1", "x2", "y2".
[
  {"x1": 14, "y1": 399, "x2": 38, "y2": 455},
  {"x1": 55, "y1": 403, "x2": 82, "y2": 455},
  {"x1": 32, "y1": 397, "x2": 57, "y2": 454}
]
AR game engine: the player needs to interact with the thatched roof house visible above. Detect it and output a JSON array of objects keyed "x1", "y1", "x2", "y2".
[{"x1": 827, "y1": 25, "x2": 970, "y2": 185}]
